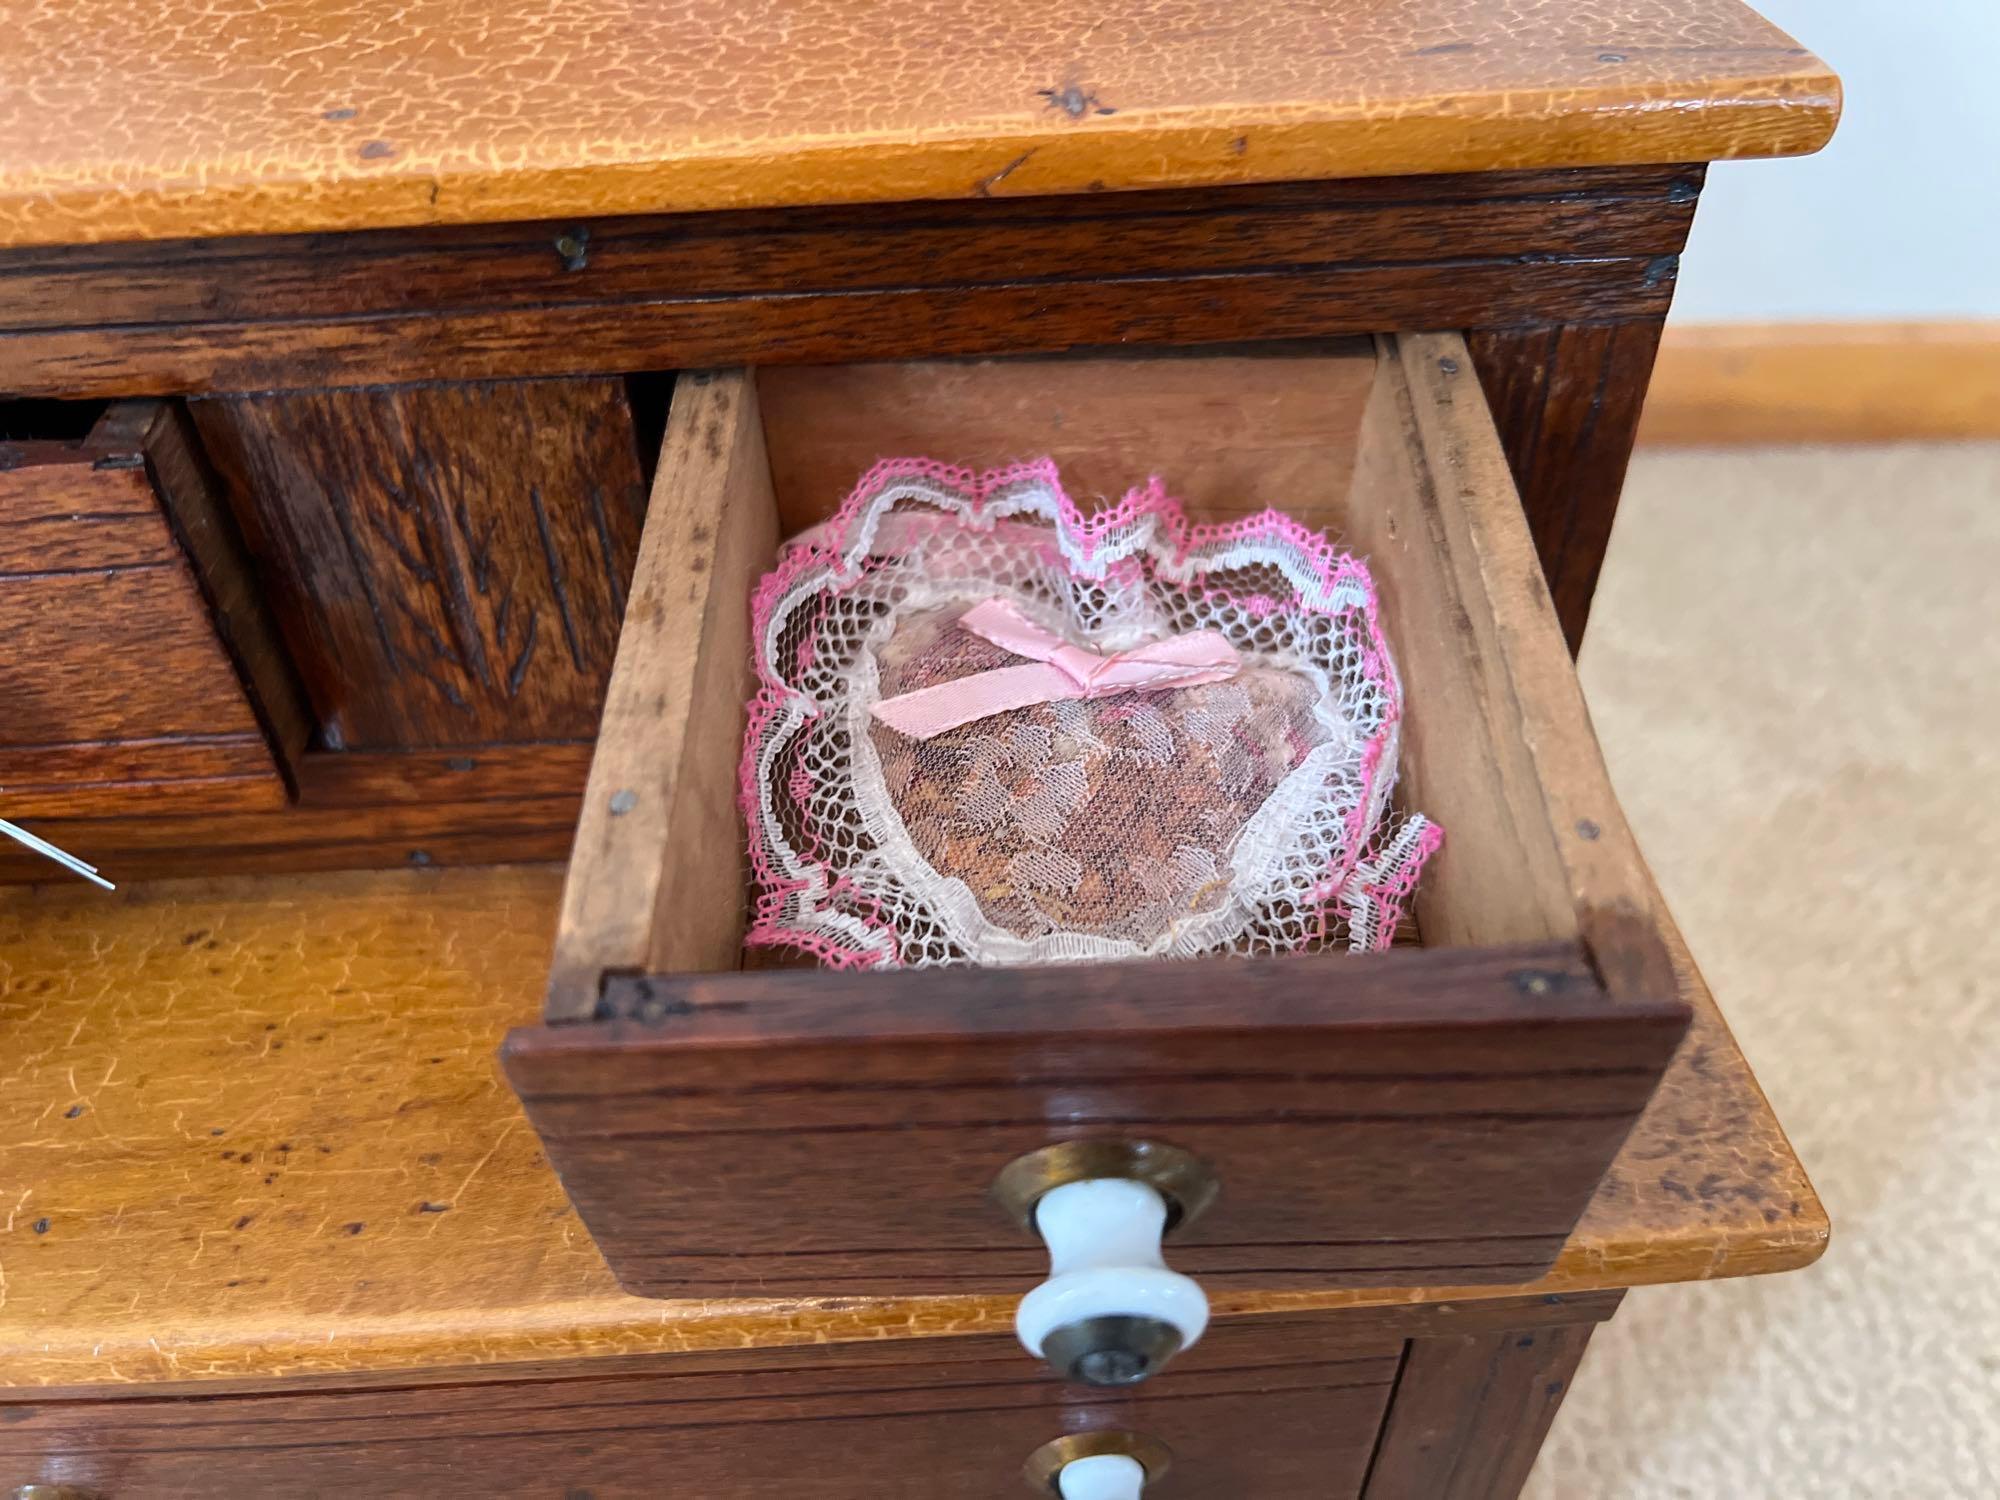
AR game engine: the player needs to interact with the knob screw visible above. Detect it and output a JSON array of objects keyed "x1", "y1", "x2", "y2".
[{"x1": 1042, "y1": 1314, "x2": 1185, "y2": 1387}]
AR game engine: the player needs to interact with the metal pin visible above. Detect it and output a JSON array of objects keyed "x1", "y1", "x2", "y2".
[{"x1": 0, "y1": 816, "x2": 116, "y2": 890}]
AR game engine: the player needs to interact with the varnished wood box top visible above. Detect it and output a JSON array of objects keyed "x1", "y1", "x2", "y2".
[{"x1": 0, "y1": 0, "x2": 1836, "y2": 248}]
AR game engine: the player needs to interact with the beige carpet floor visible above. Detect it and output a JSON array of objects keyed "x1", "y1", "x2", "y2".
[{"x1": 1519, "y1": 445, "x2": 2000, "y2": 1498}]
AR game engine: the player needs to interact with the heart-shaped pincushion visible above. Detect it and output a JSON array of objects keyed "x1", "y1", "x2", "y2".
[
  {"x1": 867, "y1": 603, "x2": 1329, "y2": 949},
  {"x1": 739, "y1": 455, "x2": 1439, "y2": 970}
]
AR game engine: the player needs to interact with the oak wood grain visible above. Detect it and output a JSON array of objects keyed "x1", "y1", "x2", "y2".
[
  {"x1": 0, "y1": 0, "x2": 1836, "y2": 249},
  {"x1": 0, "y1": 865, "x2": 1818, "y2": 1392},
  {"x1": 0, "y1": 412, "x2": 287, "y2": 819},
  {"x1": 128, "y1": 402, "x2": 314, "y2": 787},
  {"x1": 188, "y1": 378, "x2": 647, "y2": 751}
]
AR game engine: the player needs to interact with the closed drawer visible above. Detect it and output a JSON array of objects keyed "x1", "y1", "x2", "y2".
[
  {"x1": 0, "y1": 403, "x2": 298, "y2": 820},
  {"x1": 0, "y1": 1317, "x2": 1398, "y2": 1498},
  {"x1": 502, "y1": 335, "x2": 1690, "y2": 1302}
]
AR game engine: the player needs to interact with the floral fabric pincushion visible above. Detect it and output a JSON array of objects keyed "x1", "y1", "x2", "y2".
[{"x1": 741, "y1": 458, "x2": 1441, "y2": 969}]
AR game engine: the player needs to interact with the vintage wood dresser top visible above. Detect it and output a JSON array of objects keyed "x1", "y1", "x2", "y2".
[
  {"x1": 0, "y1": 865, "x2": 1824, "y2": 1395},
  {"x1": 0, "y1": 0, "x2": 1837, "y2": 248}
]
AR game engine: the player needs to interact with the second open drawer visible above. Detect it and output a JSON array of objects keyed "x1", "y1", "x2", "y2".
[{"x1": 502, "y1": 333, "x2": 1689, "y2": 1302}]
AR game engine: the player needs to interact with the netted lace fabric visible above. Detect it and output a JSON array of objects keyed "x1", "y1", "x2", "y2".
[
  {"x1": 872, "y1": 608, "x2": 1332, "y2": 948},
  {"x1": 741, "y1": 458, "x2": 1441, "y2": 969}
]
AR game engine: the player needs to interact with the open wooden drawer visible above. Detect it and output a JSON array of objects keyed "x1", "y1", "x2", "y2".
[{"x1": 502, "y1": 333, "x2": 1690, "y2": 1303}]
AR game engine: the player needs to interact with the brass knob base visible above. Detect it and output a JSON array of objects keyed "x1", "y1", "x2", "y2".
[
  {"x1": 990, "y1": 1140, "x2": 1219, "y2": 1235},
  {"x1": 1023, "y1": 1432, "x2": 1174, "y2": 1494}
]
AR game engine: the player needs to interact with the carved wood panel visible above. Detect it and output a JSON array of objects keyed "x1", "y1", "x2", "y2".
[{"x1": 191, "y1": 378, "x2": 647, "y2": 749}]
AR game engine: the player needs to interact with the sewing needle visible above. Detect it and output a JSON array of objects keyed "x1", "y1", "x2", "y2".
[{"x1": 0, "y1": 816, "x2": 117, "y2": 890}]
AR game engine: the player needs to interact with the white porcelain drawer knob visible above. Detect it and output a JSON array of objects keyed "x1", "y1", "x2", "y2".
[
  {"x1": 1015, "y1": 1177, "x2": 1209, "y2": 1385},
  {"x1": 1056, "y1": 1453, "x2": 1148, "y2": 1500}
]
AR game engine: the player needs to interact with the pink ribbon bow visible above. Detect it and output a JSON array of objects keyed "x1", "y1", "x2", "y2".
[{"x1": 870, "y1": 598, "x2": 1241, "y2": 739}]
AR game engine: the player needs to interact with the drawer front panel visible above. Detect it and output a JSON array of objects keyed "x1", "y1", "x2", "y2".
[
  {"x1": 510, "y1": 947, "x2": 1683, "y2": 1296},
  {"x1": 0, "y1": 1320, "x2": 1398, "y2": 1499},
  {"x1": 0, "y1": 408, "x2": 288, "y2": 819}
]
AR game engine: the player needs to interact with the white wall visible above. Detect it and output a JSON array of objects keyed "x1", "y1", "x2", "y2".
[{"x1": 1671, "y1": 0, "x2": 2000, "y2": 322}]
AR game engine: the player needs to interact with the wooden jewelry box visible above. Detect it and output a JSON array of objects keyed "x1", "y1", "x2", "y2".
[{"x1": 0, "y1": 1, "x2": 1838, "y2": 1494}]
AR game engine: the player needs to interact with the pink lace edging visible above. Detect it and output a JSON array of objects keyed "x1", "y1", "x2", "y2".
[
  {"x1": 793, "y1": 456, "x2": 1382, "y2": 609},
  {"x1": 740, "y1": 456, "x2": 1435, "y2": 969},
  {"x1": 740, "y1": 542, "x2": 908, "y2": 967},
  {"x1": 1337, "y1": 819, "x2": 1446, "y2": 953}
]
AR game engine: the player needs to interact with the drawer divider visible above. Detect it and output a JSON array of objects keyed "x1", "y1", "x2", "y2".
[{"x1": 547, "y1": 370, "x2": 777, "y2": 1019}]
